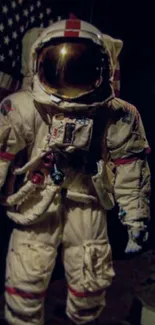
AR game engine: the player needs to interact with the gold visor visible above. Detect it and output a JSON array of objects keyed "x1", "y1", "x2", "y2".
[{"x1": 37, "y1": 39, "x2": 104, "y2": 100}]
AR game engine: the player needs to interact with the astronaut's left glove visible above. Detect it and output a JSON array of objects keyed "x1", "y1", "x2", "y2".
[{"x1": 125, "y1": 221, "x2": 148, "y2": 254}]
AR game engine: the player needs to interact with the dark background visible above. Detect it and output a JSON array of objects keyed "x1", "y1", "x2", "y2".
[{"x1": 0, "y1": 0, "x2": 155, "y2": 292}]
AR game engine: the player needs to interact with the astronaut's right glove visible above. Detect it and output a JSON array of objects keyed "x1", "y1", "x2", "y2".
[{"x1": 125, "y1": 221, "x2": 148, "y2": 254}]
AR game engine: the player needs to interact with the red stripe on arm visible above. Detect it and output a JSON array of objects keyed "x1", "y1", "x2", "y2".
[
  {"x1": 114, "y1": 69, "x2": 120, "y2": 80},
  {"x1": 114, "y1": 157, "x2": 139, "y2": 166},
  {"x1": 0, "y1": 152, "x2": 15, "y2": 161},
  {"x1": 145, "y1": 147, "x2": 151, "y2": 154},
  {"x1": 114, "y1": 89, "x2": 120, "y2": 98}
]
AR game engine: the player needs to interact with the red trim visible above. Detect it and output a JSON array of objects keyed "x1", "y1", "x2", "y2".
[
  {"x1": 64, "y1": 31, "x2": 80, "y2": 37},
  {"x1": 114, "y1": 157, "x2": 138, "y2": 166},
  {"x1": 66, "y1": 19, "x2": 81, "y2": 30},
  {"x1": 145, "y1": 147, "x2": 151, "y2": 154},
  {"x1": 114, "y1": 69, "x2": 120, "y2": 80},
  {"x1": 5, "y1": 286, "x2": 46, "y2": 299},
  {"x1": 114, "y1": 90, "x2": 120, "y2": 98},
  {"x1": 68, "y1": 285, "x2": 105, "y2": 298},
  {"x1": 0, "y1": 152, "x2": 15, "y2": 161}
]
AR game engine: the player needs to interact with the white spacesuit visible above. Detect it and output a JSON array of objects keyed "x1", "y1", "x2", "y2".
[{"x1": 0, "y1": 19, "x2": 151, "y2": 325}]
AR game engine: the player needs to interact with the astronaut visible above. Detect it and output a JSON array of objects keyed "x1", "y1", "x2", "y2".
[{"x1": 0, "y1": 19, "x2": 151, "y2": 325}]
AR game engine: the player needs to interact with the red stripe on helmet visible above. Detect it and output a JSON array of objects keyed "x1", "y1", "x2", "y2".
[
  {"x1": 0, "y1": 152, "x2": 15, "y2": 161},
  {"x1": 5, "y1": 286, "x2": 46, "y2": 299},
  {"x1": 114, "y1": 157, "x2": 138, "y2": 166},
  {"x1": 66, "y1": 19, "x2": 81, "y2": 30},
  {"x1": 68, "y1": 285, "x2": 105, "y2": 297},
  {"x1": 64, "y1": 31, "x2": 79, "y2": 37}
]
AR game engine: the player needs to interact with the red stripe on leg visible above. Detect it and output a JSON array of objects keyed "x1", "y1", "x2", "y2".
[
  {"x1": 68, "y1": 285, "x2": 105, "y2": 297},
  {"x1": 5, "y1": 286, "x2": 46, "y2": 299}
]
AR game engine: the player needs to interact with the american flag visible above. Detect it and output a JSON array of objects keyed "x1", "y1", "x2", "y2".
[
  {"x1": 0, "y1": 0, "x2": 120, "y2": 101},
  {"x1": 0, "y1": 0, "x2": 62, "y2": 100}
]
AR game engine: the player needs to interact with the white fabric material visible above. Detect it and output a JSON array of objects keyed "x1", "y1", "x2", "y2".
[
  {"x1": 141, "y1": 306, "x2": 155, "y2": 325},
  {"x1": 21, "y1": 28, "x2": 44, "y2": 90},
  {"x1": 107, "y1": 98, "x2": 151, "y2": 224},
  {"x1": 92, "y1": 160, "x2": 115, "y2": 210},
  {"x1": 5, "y1": 200, "x2": 114, "y2": 325},
  {"x1": 0, "y1": 20, "x2": 150, "y2": 325},
  {"x1": 0, "y1": 93, "x2": 150, "y2": 325},
  {"x1": 103, "y1": 33, "x2": 123, "y2": 77},
  {"x1": 0, "y1": 93, "x2": 150, "y2": 227}
]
